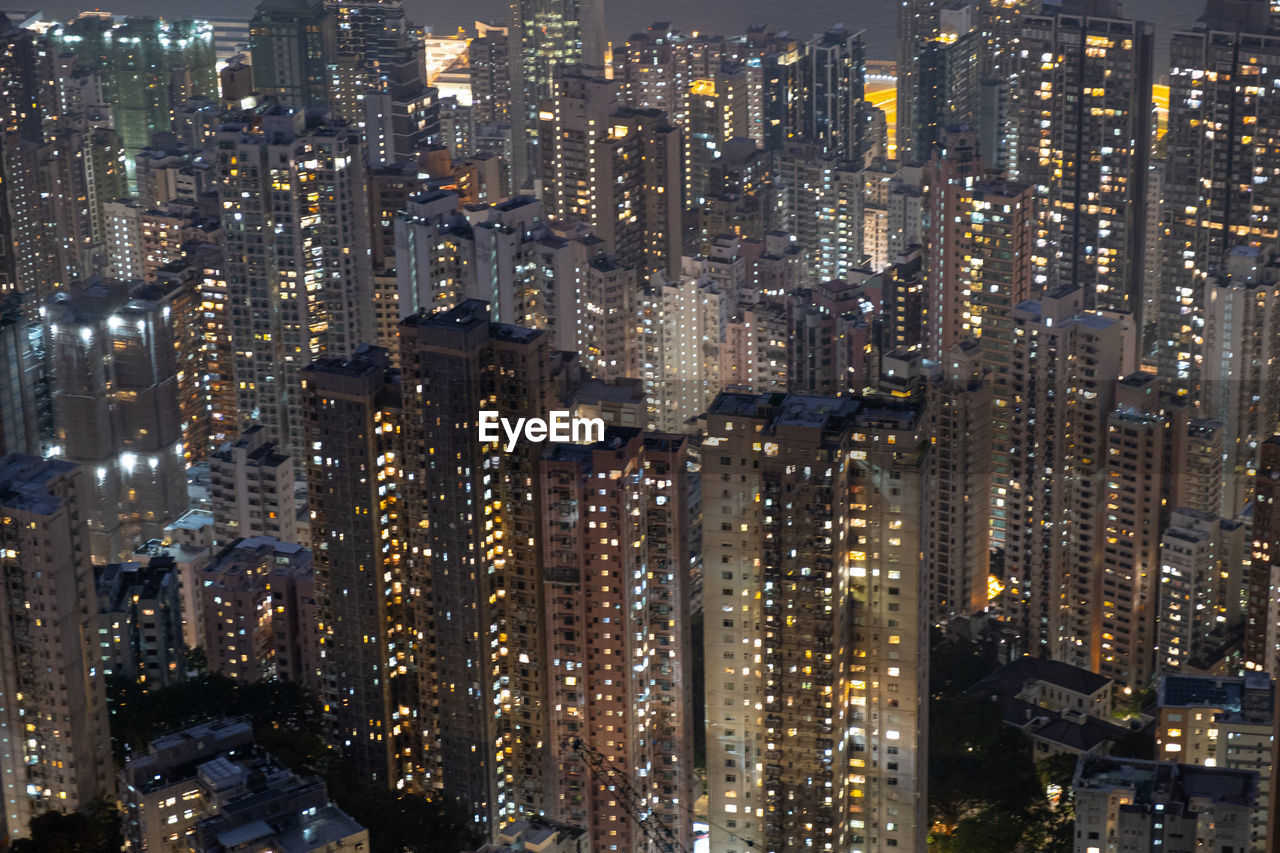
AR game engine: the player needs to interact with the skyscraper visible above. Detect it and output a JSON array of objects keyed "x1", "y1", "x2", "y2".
[
  {"x1": 215, "y1": 105, "x2": 372, "y2": 464},
  {"x1": 1201, "y1": 246, "x2": 1280, "y2": 518},
  {"x1": 897, "y1": 0, "x2": 940, "y2": 163},
  {"x1": 1006, "y1": 285, "x2": 1133, "y2": 663},
  {"x1": 925, "y1": 165, "x2": 1037, "y2": 547},
  {"x1": 800, "y1": 27, "x2": 872, "y2": 165},
  {"x1": 508, "y1": 0, "x2": 606, "y2": 188},
  {"x1": 702, "y1": 392, "x2": 927, "y2": 853},
  {"x1": 0, "y1": 454, "x2": 115, "y2": 839},
  {"x1": 0, "y1": 12, "x2": 44, "y2": 295},
  {"x1": 303, "y1": 345, "x2": 417, "y2": 788},
  {"x1": 1013, "y1": 1, "x2": 1153, "y2": 319},
  {"x1": 1160, "y1": 0, "x2": 1280, "y2": 393},
  {"x1": 48, "y1": 14, "x2": 218, "y2": 168},
  {"x1": 912, "y1": 2, "x2": 982, "y2": 160},
  {"x1": 249, "y1": 0, "x2": 334, "y2": 111},
  {"x1": 399, "y1": 300, "x2": 557, "y2": 830},
  {"x1": 44, "y1": 279, "x2": 189, "y2": 563},
  {"x1": 926, "y1": 339, "x2": 993, "y2": 623},
  {"x1": 537, "y1": 72, "x2": 682, "y2": 279},
  {"x1": 1249, "y1": 437, "x2": 1280, "y2": 672},
  {"x1": 540, "y1": 430, "x2": 696, "y2": 853},
  {"x1": 0, "y1": 292, "x2": 44, "y2": 456}
]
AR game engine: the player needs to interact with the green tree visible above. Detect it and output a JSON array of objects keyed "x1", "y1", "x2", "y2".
[{"x1": 10, "y1": 804, "x2": 120, "y2": 853}]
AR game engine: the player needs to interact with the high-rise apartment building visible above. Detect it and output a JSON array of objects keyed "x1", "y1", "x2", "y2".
[
  {"x1": 538, "y1": 72, "x2": 682, "y2": 279},
  {"x1": 1006, "y1": 286, "x2": 1133, "y2": 662},
  {"x1": 1160, "y1": 0, "x2": 1280, "y2": 393},
  {"x1": 507, "y1": 0, "x2": 606, "y2": 187},
  {"x1": 0, "y1": 12, "x2": 44, "y2": 295},
  {"x1": 798, "y1": 27, "x2": 872, "y2": 165},
  {"x1": 0, "y1": 292, "x2": 45, "y2": 456},
  {"x1": 470, "y1": 22, "x2": 511, "y2": 126},
  {"x1": 541, "y1": 430, "x2": 695, "y2": 853},
  {"x1": 49, "y1": 14, "x2": 218, "y2": 166},
  {"x1": 1014, "y1": 1, "x2": 1153, "y2": 318},
  {"x1": 1073, "y1": 757, "x2": 1256, "y2": 852},
  {"x1": 702, "y1": 392, "x2": 927, "y2": 853},
  {"x1": 399, "y1": 300, "x2": 557, "y2": 830},
  {"x1": 215, "y1": 105, "x2": 372, "y2": 463},
  {"x1": 324, "y1": 0, "x2": 441, "y2": 166},
  {"x1": 0, "y1": 454, "x2": 115, "y2": 839},
  {"x1": 302, "y1": 345, "x2": 417, "y2": 788},
  {"x1": 639, "y1": 270, "x2": 727, "y2": 433},
  {"x1": 1155, "y1": 674, "x2": 1274, "y2": 850},
  {"x1": 787, "y1": 276, "x2": 877, "y2": 397},
  {"x1": 919, "y1": 128, "x2": 981, "y2": 362},
  {"x1": 1249, "y1": 437, "x2": 1280, "y2": 672},
  {"x1": 1158, "y1": 509, "x2": 1231, "y2": 673},
  {"x1": 1202, "y1": 246, "x2": 1280, "y2": 518},
  {"x1": 769, "y1": 147, "x2": 868, "y2": 285},
  {"x1": 897, "y1": 0, "x2": 940, "y2": 163},
  {"x1": 249, "y1": 0, "x2": 334, "y2": 110},
  {"x1": 913, "y1": 3, "x2": 982, "y2": 159},
  {"x1": 1099, "y1": 406, "x2": 1170, "y2": 688},
  {"x1": 926, "y1": 339, "x2": 993, "y2": 623},
  {"x1": 44, "y1": 278, "x2": 189, "y2": 562},
  {"x1": 685, "y1": 64, "x2": 749, "y2": 207},
  {"x1": 94, "y1": 559, "x2": 185, "y2": 688},
  {"x1": 925, "y1": 165, "x2": 1036, "y2": 546}
]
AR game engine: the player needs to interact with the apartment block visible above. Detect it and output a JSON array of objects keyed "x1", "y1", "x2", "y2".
[
  {"x1": 302, "y1": 345, "x2": 417, "y2": 788},
  {"x1": 45, "y1": 278, "x2": 189, "y2": 562},
  {"x1": 540, "y1": 430, "x2": 695, "y2": 853},
  {"x1": 1005, "y1": 285, "x2": 1133, "y2": 664},
  {"x1": 537, "y1": 71, "x2": 682, "y2": 279},
  {"x1": 1073, "y1": 757, "x2": 1256, "y2": 852},
  {"x1": 702, "y1": 392, "x2": 927, "y2": 853},
  {"x1": 926, "y1": 339, "x2": 993, "y2": 622},
  {"x1": 119, "y1": 716, "x2": 255, "y2": 852},
  {"x1": 209, "y1": 425, "x2": 298, "y2": 549},
  {"x1": 1202, "y1": 246, "x2": 1280, "y2": 518},
  {"x1": 94, "y1": 560, "x2": 185, "y2": 689},
  {"x1": 639, "y1": 270, "x2": 729, "y2": 433},
  {"x1": 215, "y1": 104, "x2": 372, "y2": 464},
  {"x1": 1014, "y1": 2, "x2": 1153, "y2": 317},
  {"x1": 1156, "y1": 674, "x2": 1274, "y2": 850},
  {"x1": 198, "y1": 536, "x2": 319, "y2": 691},
  {"x1": 0, "y1": 454, "x2": 115, "y2": 838},
  {"x1": 399, "y1": 300, "x2": 557, "y2": 831},
  {"x1": 1160, "y1": 4, "x2": 1280, "y2": 393}
]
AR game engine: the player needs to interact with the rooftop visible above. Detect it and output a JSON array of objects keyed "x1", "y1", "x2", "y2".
[
  {"x1": 970, "y1": 655, "x2": 1111, "y2": 699},
  {"x1": 0, "y1": 454, "x2": 78, "y2": 517},
  {"x1": 1075, "y1": 757, "x2": 1257, "y2": 808}
]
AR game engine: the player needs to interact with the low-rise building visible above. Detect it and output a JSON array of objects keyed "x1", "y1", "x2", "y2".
[
  {"x1": 970, "y1": 656, "x2": 1115, "y2": 720},
  {"x1": 120, "y1": 717, "x2": 367, "y2": 853},
  {"x1": 1073, "y1": 757, "x2": 1256, "y2": 853},
  {"x1": 1156, "y1": 673, "x2": 1274, "y2": 850},
  {"x1": 120, "y1": 717, "x2": 255, "y2": 851},
  {"x1": 467, "y1": 819, "x2": 589, "y2": 853}
]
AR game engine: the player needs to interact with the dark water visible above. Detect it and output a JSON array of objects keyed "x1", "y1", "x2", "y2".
[{"x1": 31, "y1": 0, "x2": 1208, "y2": 66}]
